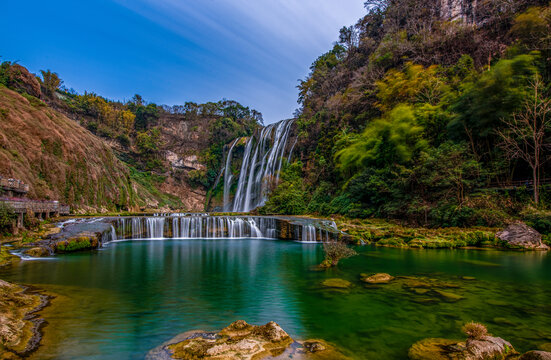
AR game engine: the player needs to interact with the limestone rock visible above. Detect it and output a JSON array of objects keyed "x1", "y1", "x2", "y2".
[
  {"x1": 465, "y1": 336, "x2": 516, "y2": 359},
  {"x1": 147, "y1": 321, "x2": 349, "y2": 360},
  {"x1": 496, "y1": 223, "x2": 549, "y2": 250},
  {"x1": 520, "y1": 351, "x2": 551, "y2": 360},
  {"x1": 361, "y1": 273, "x2": 394, "y2": 284}
]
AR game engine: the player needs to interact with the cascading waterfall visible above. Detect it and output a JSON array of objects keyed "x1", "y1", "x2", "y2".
[
  {"x1": 113, "y1": 216, "x2": 281, "y2": 240},
  {"x1": 98, "y1": 214, "x2": 338, "y2": 244},
  {"x1": 223, "y1": 139, "x2": 239, "y2": 211},
  {"x1": 223, "y1": 118, "x2": 294, "y2": 212}
]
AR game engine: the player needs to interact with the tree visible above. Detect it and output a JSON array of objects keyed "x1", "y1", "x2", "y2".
[
  {"x1": 39, "y1": 69, "x2": 63, "y2": 96},
  {"x1": 497, "y1": 77, "x2": 551, "y2": 204}
]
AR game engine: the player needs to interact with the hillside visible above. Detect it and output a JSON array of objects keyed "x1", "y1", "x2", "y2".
[
  {"x1": 0, "y1": 85, "x2": 181, "y2": 212},
  {"x1": 258, "y1": 0, "x2": 551, "y2": 229}
]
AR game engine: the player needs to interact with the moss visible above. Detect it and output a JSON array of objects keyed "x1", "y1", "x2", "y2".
[
  {"x1": 0, "y1": 247, "x2": 19, "y2": 266},
  {"x1": 56, "y1": 236, "x2": 95, "y2": 252}
]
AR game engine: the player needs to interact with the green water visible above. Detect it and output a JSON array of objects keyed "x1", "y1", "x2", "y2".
[{"x1": 1, "y1": 239, "x2": 550, "y2": 359}]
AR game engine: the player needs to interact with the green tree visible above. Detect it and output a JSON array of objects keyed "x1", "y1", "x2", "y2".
[
  {"x1": 39, "y1": 69, "x2": 63, "y2": 96},
  {"x1": 335, "y1": 105, "x2": 427, "y2": 175}
]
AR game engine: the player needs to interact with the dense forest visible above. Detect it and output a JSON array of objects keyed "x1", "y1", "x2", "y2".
[{"x1": 261, "y1": 0, "x2": 551, "y2": 229}]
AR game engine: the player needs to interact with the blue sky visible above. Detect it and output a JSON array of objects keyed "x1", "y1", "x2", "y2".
[{"x1": 1, "y1": 0, "x2": 365, "y2": 123}]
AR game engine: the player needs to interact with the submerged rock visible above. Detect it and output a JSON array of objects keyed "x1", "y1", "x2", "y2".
[
  {"x1": 409, "y1": 335, "x2": 518, "y2": 360},
  {"x1": 496, "y1": 223, "x2": 549, "y2": 250},
  {"x1": 434, "y1": 290, "x2": 464, "y2": 302},
  {"x1": 408, "y1": 338, "x2": 461, "y2": 360},
  {"x1": 146, "y1": 320, "x2": 348, "y2": 360},
  {"x1": 361, "y1": 273, "x2": 394, "y2": 284},
  {"x1": 321, "y1": 278, "x2": 352, "y2": 289},
  {"x1": 521, "y1": 351, "x2": 551, "y2": 360}
]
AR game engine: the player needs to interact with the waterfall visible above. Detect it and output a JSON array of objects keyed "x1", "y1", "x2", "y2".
[
  {"x1": 223, "y1": 119, "x2": 294, "y2": 212},
  {"x1": 146, "y1": 218, "x2": 165, "y2": 239},
  {"x1": 302, "y1": 225, "x2": 317, "y2": 242},
  {"x1": 223, "y1": 139, "x2": 239, "y2": 211},
  {"x1": 113, "y1": 216, "x2": 281, "y2": 240}
]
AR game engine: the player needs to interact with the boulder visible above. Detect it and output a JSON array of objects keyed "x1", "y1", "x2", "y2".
[
  {"x1": 520, "y1": 351, "x2": 551, "y2": 360},
  {"x1": 23, "y1": 247, "x2": 51, "y2": 257},
  {"x1": 7, "y1": 64, "x2": 41, "y2": 98},
  {"x1": 465, "y1": 336, "x2": 517, "y2": 359},
  {"x1": 496, "y1": 223, "x2": 549, "y2": 250},
  {"x1": 361, "y1": 273, "x2": 394, "y2": 284},
  {"x1": 54, "y1": 232, "x2": 100, "y2": 253}
]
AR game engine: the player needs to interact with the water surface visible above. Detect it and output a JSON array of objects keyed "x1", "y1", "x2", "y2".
[{"x1": 1, "y1": 239, "x2": 550, "y2": 359}]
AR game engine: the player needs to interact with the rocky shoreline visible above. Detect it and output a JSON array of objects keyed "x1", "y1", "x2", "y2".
[{"x1": 0, "y1": 280, "x2": 50, "y2": 359}]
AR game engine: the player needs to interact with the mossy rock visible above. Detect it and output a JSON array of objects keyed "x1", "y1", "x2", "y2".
[
  {"x1": 408, "y1": 338, "x2": 462, "y2": 360},
  {"x1": 539, "y1": 343, "x2": 551, "y2": 352},
  {"x1": 55, "y1": 233, "x2": 99, "y2": 253},
  {"x1": 23, "y1": 247, "x2": 50, "y2": 257},
  {"x1": 321, "y1": 278, "x2": 352, "y2": 289}
]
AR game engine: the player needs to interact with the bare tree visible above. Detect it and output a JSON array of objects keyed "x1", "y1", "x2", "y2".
[{"x1": 498, "y1": 77, "x2": 551, "y2": 204}]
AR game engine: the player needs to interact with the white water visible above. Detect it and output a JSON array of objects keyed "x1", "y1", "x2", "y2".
[
  {"x1": 223, "y1": 119, "x2": 294, "y2": 212},
  {"x1": 106, "y1": 215, "x2": 337, "y2": 243},
  {"x1": 113, "y1": 216, "x2": 280, "y2": 240}
]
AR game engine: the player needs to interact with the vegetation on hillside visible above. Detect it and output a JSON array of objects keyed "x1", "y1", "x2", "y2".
[{"x1": 261, "y1": 0, "x2": 551, "y2": 229}]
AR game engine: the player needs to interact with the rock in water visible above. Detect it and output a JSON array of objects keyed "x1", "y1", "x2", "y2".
[
  {"x1": 408, "y1": 336, "x2": 517, "y2": 360},
  {"x1": 0, "y1": 280, "x2": 46, "y2": 357},
  {"x1": 496, "y1": 223, "x2": 549, "y2": 250},
  {"x1": 466, "y1": 336, "x2": 516, "y2": 359},
  {"x1": 361, "y1": 273, "x2": 394, "y2": 284},
  {"x1": 146, "y1": 320, "x2": 349, "y2": 360},
  {"x1": 520, "y1": 351, "x2": 551, "y2": 360},
  {"x1": 321, "y1": 278, "x2": 352, "y2": 289},
  {"x1": 23, "y1": 247, "x2": 51, "y2": 258}
]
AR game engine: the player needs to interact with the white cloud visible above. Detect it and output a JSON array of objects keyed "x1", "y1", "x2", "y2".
[{"x1": 113, "y1": 0, "x2": 366, "y2": 122}]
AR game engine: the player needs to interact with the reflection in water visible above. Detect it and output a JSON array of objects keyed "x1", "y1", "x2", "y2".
[{"x1": 0, "y1": 241, "x2": 550, "y2": 360}]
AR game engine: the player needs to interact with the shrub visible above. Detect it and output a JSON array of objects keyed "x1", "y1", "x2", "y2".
[
  {"x1": 462, "y1": 322, "x2": 488, "y2": 340},
  {"x1": 116, "y1": 133, "x2": 131, "y2": 147},
  {"x1": 321, "y1": 241, "x2": 358, "y2": 267},
  {"x1": 0, "y1": 202, "x2": 15, "y2": 234}
]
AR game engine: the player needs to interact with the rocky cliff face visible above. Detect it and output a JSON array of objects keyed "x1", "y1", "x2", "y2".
[
  {"x1": 439, "y1": 0, "x2": 478, "y2": 24},
  {"x1": 157, "y1": 113, "x2": 211, "y2": 211}
]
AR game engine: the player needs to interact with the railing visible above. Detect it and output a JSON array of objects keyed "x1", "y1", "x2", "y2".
[{"x1": 0, "y1": 199, "x2": 70, "y2": 215}]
